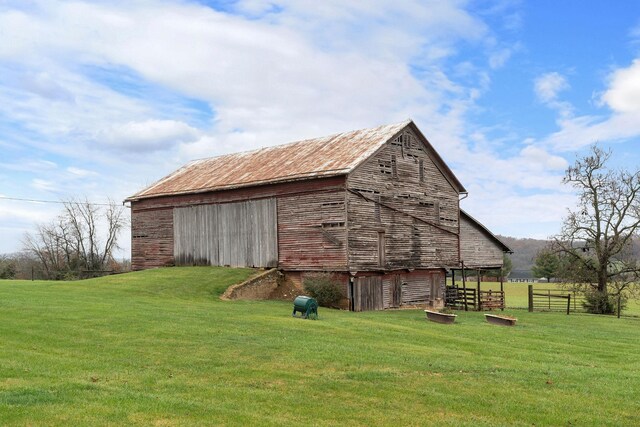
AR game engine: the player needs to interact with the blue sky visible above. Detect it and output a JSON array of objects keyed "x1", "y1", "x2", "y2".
[{"x1": 1, "y1": 0, "x2": 640, "y2": 256}]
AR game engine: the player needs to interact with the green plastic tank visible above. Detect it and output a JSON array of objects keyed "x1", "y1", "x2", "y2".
[{"x1": 292, "y1": 295, "x2": 318, "y2": 319}]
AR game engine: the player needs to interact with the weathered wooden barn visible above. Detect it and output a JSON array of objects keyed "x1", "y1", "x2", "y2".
[{"x1": 125, "y1": 120, "x2": 511, "y2": 311}]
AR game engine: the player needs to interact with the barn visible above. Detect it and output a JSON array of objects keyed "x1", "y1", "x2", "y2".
[{"x1": 125, "y1": 120, "x2": 511, "y2": 311}]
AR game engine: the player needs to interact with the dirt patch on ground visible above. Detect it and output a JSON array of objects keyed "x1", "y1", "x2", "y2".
[{"x1": 269, "y1": 276, "x2": 303, "y2": 302}]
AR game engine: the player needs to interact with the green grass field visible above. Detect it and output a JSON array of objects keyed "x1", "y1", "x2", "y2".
[{"x1": 1, "y1": 268, "x2": 640, "y2": 426}]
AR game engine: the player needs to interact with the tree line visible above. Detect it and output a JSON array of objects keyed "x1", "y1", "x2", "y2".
[{"x1": 1, "y1": 199, "x2": 129, "y2": 280}]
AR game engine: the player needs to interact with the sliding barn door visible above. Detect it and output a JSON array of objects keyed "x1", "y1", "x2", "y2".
[{"x1": 173, "y1": 198, "x2": 278, "y2": 268}]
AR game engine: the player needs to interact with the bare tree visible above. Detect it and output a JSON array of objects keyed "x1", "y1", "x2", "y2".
[
  {"x1": 23, "y1": 198, "x2": 127, "y2": 279},
  {"x1": 551, "y1": 145, "x2": 640, "y2": 313}
]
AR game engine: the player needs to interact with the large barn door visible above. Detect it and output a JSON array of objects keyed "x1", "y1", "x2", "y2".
[
  {"x1": 173, "y1": 198, "x2": 278, "y2": 268},
  {"x1": 353, "y1": 276, "x2": 383, "y2": 311}
]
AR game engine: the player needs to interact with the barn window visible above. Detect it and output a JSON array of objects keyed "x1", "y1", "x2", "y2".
[
  {"x1": 419, "y1": 159, "x2": 424, "y2": 182},
  {"x1": 378, "y1": 160, "x2": 392, "y2": 175},
  {"x1": 132, "y1": 232, "x2": 148, "y2": 239},
  {"x1": 322, "y1": 221, "x2": 345, "y2": 228},
  {"x1": 439, "y1": 216, "x2": 458, "y2": 226},
  {"x1": 419, "y1": 200, "x2": 435, "y2": 208},
  {"x1": 403, "y1": 134, "x2": 412, "y2": 149}
]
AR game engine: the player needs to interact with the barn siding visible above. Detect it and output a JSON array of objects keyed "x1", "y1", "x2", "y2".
[
  {"x1": 379, "y1": 270, "x2": 445, "y2": 308},
  {"x1": 131, "y1": 207, "x2": 174, "y2": 270},
  {"x1": 130, "y1": 177, "x2": 346, "y2": 270},
  {"x1": 346, "y1": 129, "x2": 460, "y2": 271},
  {"x1": 459, "y1": 214, "x2": 504, "y2": 268},
  {"x1": 173, "y1": 199, "x2": 278, "y2": 268},
  {"x1": 131, "y1": 176, "x2": 345, "y2": 211},
  {"x1": 278, "y1": 190, "x2": 348, "y2": 270}
]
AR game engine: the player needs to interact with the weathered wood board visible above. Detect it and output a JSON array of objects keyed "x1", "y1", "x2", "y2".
[{"x1": 173, "y1": 198, "x2": 278, "y2": 268}]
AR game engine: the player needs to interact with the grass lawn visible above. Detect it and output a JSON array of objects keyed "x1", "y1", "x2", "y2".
[{"x1": 1, "y1": 267, "x2": 640, "y2": 426}]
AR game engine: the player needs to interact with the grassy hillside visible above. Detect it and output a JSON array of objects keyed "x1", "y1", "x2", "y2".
[{"x1": 1, "y1": 267, "x2": 639, "y2": 426}]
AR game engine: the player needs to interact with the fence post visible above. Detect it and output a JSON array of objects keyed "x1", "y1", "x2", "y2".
[
  {"x1": 567, "y1": 294, "x2": 571, "y2": 315},
  {"x1": 617, "y1": 295, "x2": 621, "y2": 319},
  {"x1": 500, "y1": 274, "x2": 504, "y2": 311},
  {"x1": 528, "y1": 285, "x2": 533, "y2": 312}
]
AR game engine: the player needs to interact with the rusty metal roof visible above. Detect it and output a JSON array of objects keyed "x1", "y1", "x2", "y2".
[{"x1": 126, "y1": 119, "x2": 465, "y2": 201}]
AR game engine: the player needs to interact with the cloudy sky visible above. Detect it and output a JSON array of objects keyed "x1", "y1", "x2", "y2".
[{"x1": 1, "y1": 0, "x2": 640, "y2": 256}]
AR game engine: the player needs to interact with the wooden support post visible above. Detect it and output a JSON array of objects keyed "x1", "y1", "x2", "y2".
[
  {"x1": 462, "y1": 262, "x2": 467, "y2": 312},
  {"x1": 500, "y1": 273, "x2": 504, "y2": 311},
  {"x1": 567, "y1": 294, "x2": 571, "y2": 315},
  {"x1": 528, "y1": 284, "x2": 533, "y2": 312},
  {"x1": 476, "y1": 269, "x2": 481, "y2": 311}
]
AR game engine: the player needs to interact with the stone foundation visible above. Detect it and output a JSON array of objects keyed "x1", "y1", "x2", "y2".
[{"x1": 221, "y1": 269, "x2": 279, "y2": 300}]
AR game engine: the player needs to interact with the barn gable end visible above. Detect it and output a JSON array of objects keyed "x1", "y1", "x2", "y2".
[{"x1": 345, "y1": 126, "x2": 461, "y2": 272}]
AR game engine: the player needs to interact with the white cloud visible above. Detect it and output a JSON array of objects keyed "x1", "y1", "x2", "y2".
[
  {"x1": 534, "y1": 72, "x2": 569, "y2": 104},
  {"x1": 97, "y1": 120, "x2": 200, "y2": 152},
  {"x1": 0, "y1": 0, "x2": 558, "y2": 254},
  {"x1": 540, "y1": 60, "x2": 640, "y2": 151},
  {"x1": 519, "y1": 145, "x2": 568, "y2": 170},
  {"x1": 601, "y1": 59, "x2": 640, "y2": 113},
  {"x1": 31, "y1": 178, "x2": 57, "y2": 193},
  {"x1": 462, "y1": 191, "x2": 576, "y2": 239},
  {"x1": 489, "y1": 48, "x2": 513, "y2": 69},
  {"x1": 66, "y1": 167, "x2": 96, "y2": 177},
  {"x1": 0, "y1": 159, "x2": 57, "y2": 172}
]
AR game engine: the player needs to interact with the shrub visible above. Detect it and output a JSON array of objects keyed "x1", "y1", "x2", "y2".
[
  {"x1": 303, "y1": 273, "x2": 344, "y2": 307},
  {"x1": 583, "y1": 289, "x2": 626, "y2": 314},
  {"x1": 0, "y1": 261, "x2": 16, "y2": 279}
]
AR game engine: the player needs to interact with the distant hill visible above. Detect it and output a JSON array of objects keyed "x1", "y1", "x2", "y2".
[
  {"x1": 498, "y1": 235, "x2": 640, "y2": 274},
  {"x1": 496, "y1": 235, "x2": 549, "y2": 272}
]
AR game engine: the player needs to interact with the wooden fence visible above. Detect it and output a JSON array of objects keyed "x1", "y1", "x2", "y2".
[
  {"x1": 445, "y1": 286, "x2": 476, "y2": 310},
  {"x1": 478, "y1": 289, "x2": 505, "y2": 311},
  {"x1": 446, "y1": 285, "x2": 505, "y2": 311}
]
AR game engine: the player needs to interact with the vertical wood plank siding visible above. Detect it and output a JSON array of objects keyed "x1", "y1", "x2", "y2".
[
  {"x1": 130, "y1": 177, "x2": 345, "y2": 270},
  {"x1": 347, "y1": 129, "x2": 460, "y2": 271},
  {"x1": 353, "y1": 276, "x2": 384, "y2": 311},
  {"x1": 459, "y1": 214, "x2": 504, "y2": 268},
  {"x1": 173, "y1": 198, "x2": 278, "y2": 268},
  {"x1": 381, "y1": 270, "x2": 445, "y2": 308},
  {"x1": 278, "y1": 190, "x2": 348, "y2": 270}
]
